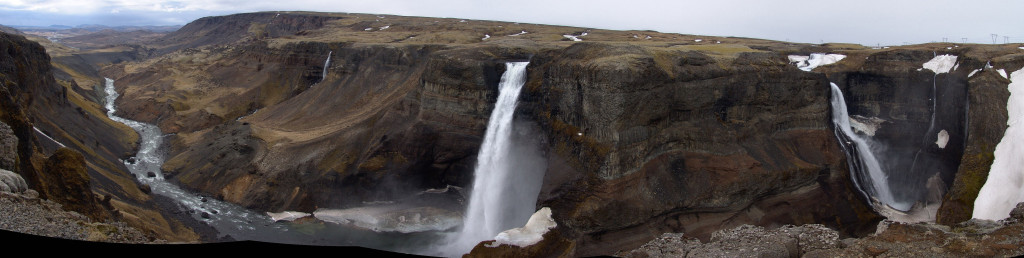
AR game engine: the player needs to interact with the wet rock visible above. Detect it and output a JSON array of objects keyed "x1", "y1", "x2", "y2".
[
  {"x1": 200, "y1": 212, "x2": 210, "y2": 219},
  {"x1": 146, "y1": 171, "x2": 156, "y2": 178},
  {"x1": 1010, "y1": 202, "x2": 1024, "y2": 220},
  {"x1": 138, "y1": 184, "x2": 151, "y2": 194}
]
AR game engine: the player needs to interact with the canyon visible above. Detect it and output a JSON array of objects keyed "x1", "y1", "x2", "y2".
[{"x1": 1, "y1": 11, "x2": 1023, "y2": 257}]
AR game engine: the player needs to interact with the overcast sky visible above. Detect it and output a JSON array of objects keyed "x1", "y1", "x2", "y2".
[{"x1": 1, "y1": 0, "x2": 1021, "y2": 46}]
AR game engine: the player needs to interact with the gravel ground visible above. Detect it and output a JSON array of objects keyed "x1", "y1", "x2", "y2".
[{"x1": 0, "y1": 190, "x2": 157, "y2": 244}]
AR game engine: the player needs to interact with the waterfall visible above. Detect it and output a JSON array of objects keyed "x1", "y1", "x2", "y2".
[
  {"x1": 830, "y1": 82, "x2": 905, "y2": 210},
  {"x1": 441, "y1": 62, "x2": 544, "y2": 256},
  {"x1": 321, "y1": 51, "x2": 332, "y2": 83}
]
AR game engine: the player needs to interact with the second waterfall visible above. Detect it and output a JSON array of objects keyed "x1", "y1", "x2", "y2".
[{"x1": 442, "y1": 61, "x2": 546, "y2": 255}]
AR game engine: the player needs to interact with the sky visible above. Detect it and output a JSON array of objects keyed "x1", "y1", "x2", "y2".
[{"x1": 1, "y1": 0, "x2": 1022, "y2": 46}]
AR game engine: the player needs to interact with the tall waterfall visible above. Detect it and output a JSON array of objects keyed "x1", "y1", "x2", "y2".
[
  {"x1": 830, "y1": 82, "x2": 905, "y2": 210},
  {"x1": 442, "y1": 62, "x2": 544, "y2": 255}
]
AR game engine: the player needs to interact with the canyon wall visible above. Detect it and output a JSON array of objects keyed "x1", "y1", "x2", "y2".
[
  {"x1": 0, "y1": 31, "x2": 204, "y2": 242},
  {"x1": 91, "y1": 12, "x2": 1024, "y2": 255}
]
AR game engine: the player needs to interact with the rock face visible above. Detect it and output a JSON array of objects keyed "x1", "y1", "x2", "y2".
[
  {"x1": 92, "y1": 11, "x2": 1024, "y2": 255},
  {"x1": 39, "y1": 148, "x2": 110, "y2": 221},
  {"x1": 626, "y1": 210, "x2": 1024, "y2": 258},
  {"x1": 1, "y1": 31, "x2": 203, "y2": 242},
  {"x1": 0, "y1": 122, "x2": 15, "y2": 171},
  {"x1": 518, "y1": 43, "x2": 894, "y2": 255},
  {"x1": 936, "y1": 67, "x2": 1012, "y2": 225}
]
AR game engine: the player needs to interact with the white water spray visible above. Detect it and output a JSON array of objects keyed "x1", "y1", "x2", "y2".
[
  {"x1": 830, "y1": 83, "x2": 905, "y2": 210},
  {"x1": 441, "y1": 62, "x2": 543, "y2": 256}
]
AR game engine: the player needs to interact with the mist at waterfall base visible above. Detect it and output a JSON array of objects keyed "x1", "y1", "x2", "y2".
[
  {"x1": 435, "y1": 62, "x2": 548, "y2": 256},
  {"x1": 829, "y1": 82, "x2": 901, "y2": 210},
  {"x1": 809, "y1": 54, "x2": 968, "y2": 221},
  {"x1": 103, "y1": 78, "x2": 446, "y2": 254}
]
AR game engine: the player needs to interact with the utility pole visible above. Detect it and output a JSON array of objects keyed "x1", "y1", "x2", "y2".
[
  {"x1": 1005, "y1": 36, "x2": 1010, "y2": 44},
  {"x1": 962, "y1": 38, "x2": 967, "y2": 44},
  {"x1": 943, "y1": 37, "x2": 948, "y2": 42},
  {"x1": 992, "y1": 34, "x2": 998, "y2": 44}
]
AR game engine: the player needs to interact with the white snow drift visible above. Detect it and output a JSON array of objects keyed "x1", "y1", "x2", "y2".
[
  {"x1": 974, "y1": 68, "x2": 1024, "y2": 220},
  {"x1": 788, "y1": 53, "x2": 846, "y2": 71},
  {"x1": 922, "y1": 55, "x2": 957, "y2": 74},
  {"x1": 486, "y1": 207, "x2": 557, "y2": 248}
]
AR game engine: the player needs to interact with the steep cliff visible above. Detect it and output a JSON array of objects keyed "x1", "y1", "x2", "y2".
[
  {"x1": 0, "y1": 31, "x2": 202, "y2": 242},
  {"x1": 92, "y1": 11, "x2": 1024, "y2": 256}
]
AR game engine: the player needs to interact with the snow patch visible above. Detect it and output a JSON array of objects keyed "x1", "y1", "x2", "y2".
[
  {"x1": 562, "y1": 33, "x2": 583, "y2": 41},
  {"x1": 849, "y1": 115, "x2": 886, "y2": 136},
  {"x1": 267, "y1": 211, "x2": 310, "y2": 222},
  {"x1": 486, "y1": 207, "x2": 556, "y2": 248},
  {"x1": 922, "y1": 55, "x2": 957, "y2": 74},
  {"x1": 33, "y1": 127, "x2": 66, "y2": 148},
  {"x1": 788, "y1": 53, "x2": 846, "y2": 71},
  {"x1": 482, "y1": 34, "x2": 490, "y2": 41},
  {"x1": 974, "y1": 68, "x2": 1024, "y2": 220},
  {"x1": 999, "y1": 69, "x2": 1008, "y2": 79},
  {"x1": 509, "y1": 31, "x2": 527, "y2": 36},
  {"x1": 694, "y1": 39, "x2": 702, "y2": 42},
  {"x1": 379, "y1": 25, "x2": 390, "y2": 30},
  {"x1": 936, "y1": 129, "x2": 949, "y2": 148},
  {"x1": 314, "y1": 206, "x2": 462, "y2": 233},
  {"x1": 364, "y1": 27, "x2": 372, "y2": 31},
  {"x1": 969, "y1": 69, "x2": 982, "y2": 78}
]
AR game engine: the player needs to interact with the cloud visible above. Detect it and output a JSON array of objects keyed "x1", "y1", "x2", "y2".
[{"x1": 0, "y1": 0, "x2": 1021, "y2": 45}]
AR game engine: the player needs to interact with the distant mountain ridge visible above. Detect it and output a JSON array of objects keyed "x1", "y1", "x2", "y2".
[{"x1": 10, "y1": 24, "x2": 181, "y2": 32}]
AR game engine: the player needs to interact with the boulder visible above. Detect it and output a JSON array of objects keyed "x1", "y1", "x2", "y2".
[
  {"x1": 39, "y1": 148, "x2": 110, "y2": 221},
  {"x1": 0, "y1": 121, "x2": 16, "y2": 171},
  {"x1": 0, "y1": 168, "x2": 27, "y2": 193},
  {"x1": 1010, "y1": 202, "x2": 1024, "y2": 220}
]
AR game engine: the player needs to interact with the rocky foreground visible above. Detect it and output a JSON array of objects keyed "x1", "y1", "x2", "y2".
[
  {"x1": 0, "y1": 188, "x2": 157, "y2": 243},
  {"x1": 621, "y1": 203, "x2": 1024, "y2": 257}
]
